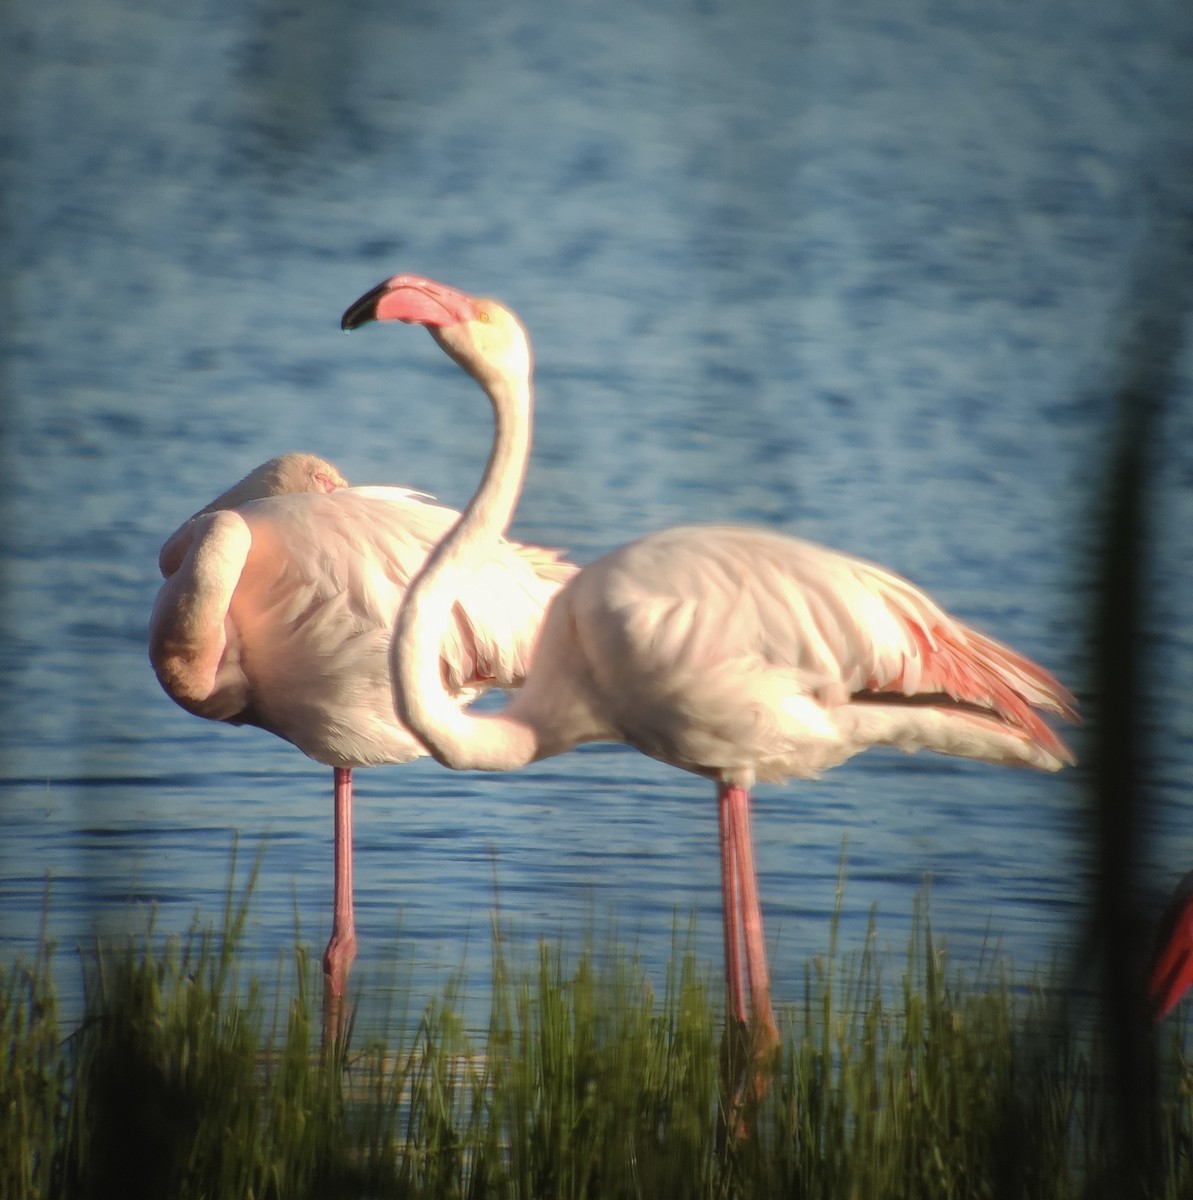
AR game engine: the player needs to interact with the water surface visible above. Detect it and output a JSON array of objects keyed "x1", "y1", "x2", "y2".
[{"x1": 2, "y1": 0, "x2": 1191, "y2": 1029}]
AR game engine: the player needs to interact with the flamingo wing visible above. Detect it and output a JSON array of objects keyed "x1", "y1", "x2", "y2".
[
  {"x1": 548, "y1": 524, "x2": 1074, "y2": 779},
  {"x1": 150, "y1": 510, "x2": 255, "y2": 722},
  {"x1": 216, "y1": 486, "x2": 570, "y2": 766},
  {"x1": 446, "y1": 539, "x2": 577, "y2": 692}
]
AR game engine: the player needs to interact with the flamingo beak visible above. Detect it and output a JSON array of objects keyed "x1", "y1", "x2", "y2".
[{"x1": 340, "y1": 275, "x2": 478, "y2": 332}]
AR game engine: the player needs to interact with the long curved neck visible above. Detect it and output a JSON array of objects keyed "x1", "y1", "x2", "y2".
[{"x1": 393, "y1": 372, "x2": 541, "y2": 770}]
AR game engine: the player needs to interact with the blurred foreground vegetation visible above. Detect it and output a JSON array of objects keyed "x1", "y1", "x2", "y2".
[{"x1": 3, "y1": 858, "x2": 1192, "y2": 1200}]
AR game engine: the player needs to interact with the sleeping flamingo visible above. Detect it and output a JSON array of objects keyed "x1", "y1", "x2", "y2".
[
  {"x1": 340, "y1": 273, "x2": 1078, "y2": 1111},
  {"x1": 149, "y1": 451, "x2": 575, "y2": 1034},
  {"x1": 1150, "y1": 870, "x2": 1193, "y2": 1020}
]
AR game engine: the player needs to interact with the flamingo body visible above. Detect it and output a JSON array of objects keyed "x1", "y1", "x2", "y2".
[
  {"x1": 152, "y1": 470, "x2": 569, "y2": 764},
  {"x1": 149, "y1": 452, "x2": 574, "y2": 1028},
  {"x1": 512, "y1": 521, "x2": 1074, "y2": 782},
  {"x1": 341, "y1": 274, "x2": 1077, "y2": 1117}
]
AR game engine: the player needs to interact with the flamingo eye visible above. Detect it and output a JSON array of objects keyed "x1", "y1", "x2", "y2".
[{"x1": 478, "y1": 309, "x2": 491, "y2": 324}]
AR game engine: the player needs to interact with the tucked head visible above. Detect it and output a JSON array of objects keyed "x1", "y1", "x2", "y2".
[
  {"x1": 198, "y1": 452, "x2": 348, "y2": 515},
  {"x1": 341, "y1": 273, "x2": 531, "y2": 391}
]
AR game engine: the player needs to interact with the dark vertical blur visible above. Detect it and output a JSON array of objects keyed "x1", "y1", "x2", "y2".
[{"x1": 1085, "y1": 170, "x2": 1193, "y2": 1193}]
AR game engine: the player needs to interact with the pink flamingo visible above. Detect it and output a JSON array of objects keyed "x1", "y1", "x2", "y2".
[
  {"x1": 341, "y1": 274, "x2": 1078, "y2": 1106},
  {"x1": 1150, "y1": 870, "x2": 1193, "y2": 1020},
  {"x1": 149, "y1": 451, "x2": 575, "y2": 1032}
]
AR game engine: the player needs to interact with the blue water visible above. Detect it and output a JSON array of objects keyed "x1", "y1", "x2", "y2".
[{"x1": 2, "y1": 0, "x2": 1192, "y2": 1031}]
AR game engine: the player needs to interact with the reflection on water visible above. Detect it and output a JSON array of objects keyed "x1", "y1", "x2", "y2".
[{"x1": 2, "y1": 0, "x2": 1191, "y2": 1028}]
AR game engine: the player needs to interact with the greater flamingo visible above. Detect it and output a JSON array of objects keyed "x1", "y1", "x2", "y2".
[
  {"x1": 149, "y1": 451, "x2": 575, "y2": 1032},
  {"x1": 1150, "y1": 870, "x2": 1193, "y2": 1019},
  {"x1": 341, "y1": 273, "x2": 1077, "y2": 1109}
]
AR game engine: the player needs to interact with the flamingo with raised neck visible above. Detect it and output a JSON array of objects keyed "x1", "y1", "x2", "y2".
[{"x1": 342, "y1": 272, "x2": 1077, "y2": 1111}]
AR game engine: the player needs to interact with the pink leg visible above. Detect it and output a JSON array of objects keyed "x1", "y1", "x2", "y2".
[
  {"x1": 719, "y1": 784, "x2": 748, "y2": 1029},
  {"x1": 718, "y1": 783, "x2": 779, "y2": 1142},
  {"x1": 727, "y1": 784, "x2": 778, "y2": 1047},
  {"x1": 322, "y1": 767, "x2": 358, "y2": 1039}
]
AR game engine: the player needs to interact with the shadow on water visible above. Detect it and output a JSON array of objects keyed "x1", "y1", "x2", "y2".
[
  {"x1": 226, "y1": 0, "x2": 372, "y2": 175},
  {"x1": 223, "y1": 0, "x2": 449, "y2": 183}
]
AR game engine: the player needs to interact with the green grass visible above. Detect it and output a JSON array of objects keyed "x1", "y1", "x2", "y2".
[{"x1": 3, "y1": 858, "x2": 1192, "y2": 1200}]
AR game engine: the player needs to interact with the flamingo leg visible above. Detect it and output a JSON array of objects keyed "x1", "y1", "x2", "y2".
[
  {"x1": 727, "y1": 784, "x2": 778, "y2": 1049},
  {"x1": 717, "y1": 783, "x2": 780, "y2": 1141},
  {"x1": 719, "y1": 784, "x2": 749, "y2": 1029},
  {"x1": 322, "y1": 766, "x2": 358, "y2": 1041}
]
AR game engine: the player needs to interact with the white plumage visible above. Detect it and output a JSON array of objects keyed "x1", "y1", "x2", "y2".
[
  {"x1": 341, "y1": 272, "x2": 1076, "y2": 1117},
  {"x1": 149, "y1": 451, "x2": 574, "y2": 1030}
]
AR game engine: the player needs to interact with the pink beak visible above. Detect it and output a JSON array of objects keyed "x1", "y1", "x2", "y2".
[{"x1": 340, "y1": 274, "x2": 479, "y2": 331}]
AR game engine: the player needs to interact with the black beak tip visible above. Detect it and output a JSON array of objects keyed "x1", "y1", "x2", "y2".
[{"x1": 340, "y1": 282, "x2": 386, "y2": 332}]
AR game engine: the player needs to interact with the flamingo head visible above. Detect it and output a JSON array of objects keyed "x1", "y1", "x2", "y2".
[
  {"x1": 197, "y1": 452, "x2": 347, "y2": 515},
  {"x1": 341, "y1": 273, "x2": 531, "y2": 393},
  {"x1": 159, "y1": 453, "x2": 348, "y2": 576}
]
